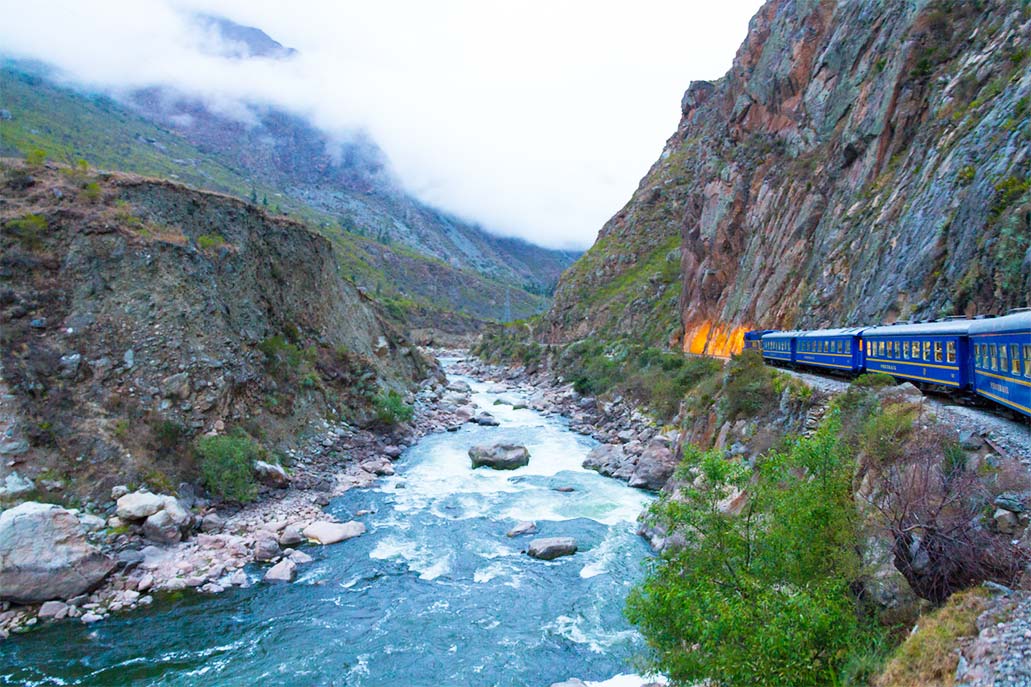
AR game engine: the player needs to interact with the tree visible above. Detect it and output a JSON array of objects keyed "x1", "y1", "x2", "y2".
[
  {"x1": 627, "y1": 415, "x2": 881, "y2": 686},
  {"x1": 249, "y1": 187, "x2": 258, "y2": 204}
]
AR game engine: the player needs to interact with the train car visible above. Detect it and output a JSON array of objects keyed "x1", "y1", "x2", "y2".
[
  {"x1": 795, "y1": 327, "x2": 866, "y2": 373},
  {"x1": 968, "y1": 310, "x2": 1031, "y2": 418},
  {"x1": 860, "y1": 320, "x2": 974, "y2": 389},
  {"x1": 743, "y1": 330, "x2": 776, "y2": 353},
  {"x1": 760, "y1": 330, "x2": 797, "y2": 365}
]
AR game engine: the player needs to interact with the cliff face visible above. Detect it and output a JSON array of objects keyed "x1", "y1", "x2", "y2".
[
  {"x1": 0, "y1": 164, "x2": 431, "y2": 500},
  {"x1": 545, "y1": 0, "x2": 1030, "y2": 355}
]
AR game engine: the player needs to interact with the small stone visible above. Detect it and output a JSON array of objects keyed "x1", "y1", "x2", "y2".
[
  {"x1": 80, "y1": 612, "x2": 103, "y2": 624},
  {"x1": 200, "y1": 513, "x2": 224, "y2": 533},
  {"x1": 288, "y1": 550, "x2": 313, "y2": 565},
  {"x1": 254, "y1": 460, "x2": 289, "y2": 488},
  {"x1": 253, "y1": 538, "x2": 280, "y2": 562}
]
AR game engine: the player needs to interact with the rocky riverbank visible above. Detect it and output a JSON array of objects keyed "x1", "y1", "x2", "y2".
[
  {"x1": 0, "y1": 353, "x2": 485, "y2": 639},
  {"x1": 447, "y1": 356, "x2": 680, "y2": 492}
]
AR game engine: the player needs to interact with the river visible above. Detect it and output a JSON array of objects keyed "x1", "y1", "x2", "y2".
[{"x1": 2, "y1": 361, "x2": 657, "y2": 686}]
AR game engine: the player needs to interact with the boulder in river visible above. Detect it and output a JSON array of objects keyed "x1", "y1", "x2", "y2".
[
  {"x1": 264, "y1": 558, "x2": 296, "y2": 583},
  {"x1": 303, "y1": 520, "x2": 366, "y2": 545},
  {"x1": 469, "y1": 443, "x2": 530, "y2": 470},
  {"x1": 527, "y1": 537, "x2": 578, "y2": 560},
  {"x1": 0, "y1": 502, "x2": 116, "y2": 603},
  {"x1": 473, "y1": 413, "x2": 500, "y2": 427},
  {"x1": 506, "y1": 521, "x2": 537, "y2": 537}
]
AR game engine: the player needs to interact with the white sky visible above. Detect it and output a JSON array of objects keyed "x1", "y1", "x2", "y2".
[{"x1": 0, "y1": 1, "x2": 763, "y2": 249}]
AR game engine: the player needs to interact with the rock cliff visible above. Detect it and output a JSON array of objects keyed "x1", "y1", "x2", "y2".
[
  {"x1": 544, "y1": 0, "x2": 1030, "y2": 355},
  {"x1": 0, "y1": 163, "x2": 432, "y2": 501}
]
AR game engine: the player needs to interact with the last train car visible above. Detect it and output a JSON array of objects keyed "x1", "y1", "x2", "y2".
[
  {"x1": 760, "y1": 330, "x2": 797, "y2": 365},
  {"x1": 795, "y1": 328, "x2": 866, "y2": 373},
  {"x1": 968, "y1": 310, "x2": 1031, "y2": 418},
  {"x1": 860, "y1": 319, "x2": 973, "y2": 389},
  {"x1": 744, "y1": 330, "x2": 776, "y2": 352}
]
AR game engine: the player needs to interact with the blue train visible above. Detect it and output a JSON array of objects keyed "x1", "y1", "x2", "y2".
[{"x1": 750, "y1": 310, "x2": 1031, "y2": 419}]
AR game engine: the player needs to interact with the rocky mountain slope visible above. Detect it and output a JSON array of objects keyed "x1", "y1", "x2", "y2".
[
  {"x1": 0, "y1": 59, "x2": 577, "y2": 328},
  {"x1": 544, "y1": 0, "x2": 1030, "y2": 354},
  {"x1": 0, "y1": 162, "x2": 433, "y2": 502}
]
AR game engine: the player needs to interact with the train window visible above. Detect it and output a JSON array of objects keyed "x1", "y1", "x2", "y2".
[
  {"x1": 975, "y1": 344, "x2": 982, "y2": 368},
  {"x1": 933, "y1": 341, "x2": 942, "y2": 362},
  {"x1": 845, "y1": 341, "x2": 851, "y2": 354},
  {"x1": 876, "y1": 341, "x2": 883, "y2": 356},
  {"x1": 894, "y1": 341, "x2": 900, "y2": 358},
  {"x1": 1000, "y1": 344, "x2": 1008, "y2": 373},
  {"x1": 1010, "y1": 345, "x2": 1020, "y2": 375},
  {"x1": 902, "y1": 341, "x2": 909, "y2": 358},
  {"x1": 1024, "y1": 344, "x2": 1031, "y2": 378},
  {"x1": 923, "y1": 341, "x2": 931, "y2": 360},
  {"x1": 990, "y1": 344, "x2": 998, "y2": 370},
  {"x1": 866, "y1": 341, "x2": 872, "y2": 356},
  {"x1": 946, "y1": 341, "x2": 956, "y2": 364}
]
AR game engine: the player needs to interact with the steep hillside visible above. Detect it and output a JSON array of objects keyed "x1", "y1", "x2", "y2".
[
  {"x1": 0, "y1": 62, "x2": 576, "y2": 326},
  {"x1": 0, "y1": 162, "x2": 433, "y2": 501},
  {"x1": 545, "y1": 0, "x2": 1030, "y2": 354}
]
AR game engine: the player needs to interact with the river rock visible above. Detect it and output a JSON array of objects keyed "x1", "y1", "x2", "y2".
[
  {"x1": 527, "y1": 537, "x2": 578, "y2": 560},
  {"x1": 254, "y1": 460, "x2": 289, "y2": 488},
  {"x1": 507, "y1": 521, "x2": 537, "y2": 537},
  {"x1": 115, "y1": 491, "x2": 165, "y2": 520},
  {"x1": 0, "y1": 502, "x2": 116, "y2": 603},
  {"x1": 160, "y1": 496, "x2": 192, "y2": 528},
  {"x1": 303, "y1": 520, "x2": 365, "y2": 545},
  {"x1": 473, "y1": 413, "x2": 500, "y2": 427},
  {"x1": 469, "y1": 443, "x2": 530, "y2": 470},
  {"x1": 627, "y1": 441, "x2": 676, "y2": 491},
  {"x1": 200, "y1": 512, "x2": 225, "y2": 533},
  {"x1": 142, "y1": 510, "x2": 181, "y2": 545},
  {"x1": 279, "y1": 525, "x2": 305, "y2": 547},
  {"x1": 264, "y1": 559, "x2": 296, "y2": 583},
  {"x1": 253, "y1": 538, "x2": 281, "y2": 561},
  {"x1": 37, "y1": 600, "x2": 69, "y2": 620}
]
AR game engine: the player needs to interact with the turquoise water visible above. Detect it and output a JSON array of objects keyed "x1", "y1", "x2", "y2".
[{"x1": 1, "y1": 368, "x2": 655, "y2": 687}]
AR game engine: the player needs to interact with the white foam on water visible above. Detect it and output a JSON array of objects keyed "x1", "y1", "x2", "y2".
[
  {"x1": 369, "y1": 534, "x2": 451, "y2": 580},
  {"x1": 473, "y1": 562, "x2": 511, "y2": 583},
  {"x1": 543, "y1": 614, "x2": 638, "y2": 655}
]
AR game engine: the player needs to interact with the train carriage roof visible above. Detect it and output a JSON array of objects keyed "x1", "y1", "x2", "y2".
[
  {"x1": 761, "y1": 330, "x2": 803, "y2": 340},
  {"x1": 968, "y1": 310, "x2": 1031, "y2": 335},
  {"x1": 862, "y1": 319, "x2": 975, "y2": 337},
  {"x1": 796, "y1": 327, "x2": 867, "y2": 338}
]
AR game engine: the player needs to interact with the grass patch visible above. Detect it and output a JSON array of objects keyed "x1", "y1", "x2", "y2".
[
  {"x1": 875, "y1": 587, "x2": 989, "y2": 687},
  {"x1": 5, "y1": 213, "x2": 47, "y2": 250},
  {"x1": 196, "y1": 233, "x2": 226, "y2": 251}
]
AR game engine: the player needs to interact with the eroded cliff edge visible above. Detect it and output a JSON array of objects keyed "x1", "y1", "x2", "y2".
[{"x1": 1, "y1": 163, "x2": 434, "y2": 502}]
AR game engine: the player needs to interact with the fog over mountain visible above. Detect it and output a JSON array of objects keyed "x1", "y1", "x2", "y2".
[{"x1": 0, "y1": 0, "x2": 761, "y2": 249}]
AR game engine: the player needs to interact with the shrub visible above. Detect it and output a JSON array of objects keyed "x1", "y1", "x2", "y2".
[
  {"x1": 860, "y1": 402, "x2": 919, "y2": 465},
  {"x1": 79, "y1": 181, "x2": 102, "y2": 202},
  {"x1": 722, "y1": 350, "x2": 777, "y2": 421},
  {"x1": 627, "y1": 416, "x2": 882, "y2": 686},
  {"x1": 194, "y1": 433, "x2": 260, "y2": 502},
  {"x1": 373, "y1": 390, "x2": 414, "y2": 425},
  {"x1": 25, "y1": 149, "x2": 47, "y2": 166},
  {"x1": 197, "y1": 233, "x2": 226, "y2": 250},
  {"x1": 6, "y1": 213, "x2": 47, "y2": 250},
  {"x1": 853, "y1": 372, "x2": 897, "y2": 389}
]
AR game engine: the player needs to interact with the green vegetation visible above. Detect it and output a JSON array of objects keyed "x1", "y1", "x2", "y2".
[
  {"x1": 194, "y1": 433, "x2": 260, "y2": 502},
  {"x1": 372, "y1": 390, "x2": 414, "y2": 426},
  {"x1": 853, "y1": 372, "x2": 897, "y2": 389},
  {"x1": 627, "y1": 415, "x2": 883, "y2": 686},
  {"x1": 5, "y1": 213, "x2": 47, "y2": 250},
  {"x1": 196, "y1": 233, "x2": 226, "y2": 251},
  {"x1": 875, "y1": 588, "x2": 989, "y2": 687},
  {"x1": 721, "y1": 350, "x2": 778, "y2": 422},
  {"x1": 25, "y1": 148, "x2": 47, "y2": 166}
]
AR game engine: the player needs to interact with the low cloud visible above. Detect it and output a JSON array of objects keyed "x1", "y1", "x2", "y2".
[{"x1": 0, "y1": 0, "x2": 762, "y2": 249}]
